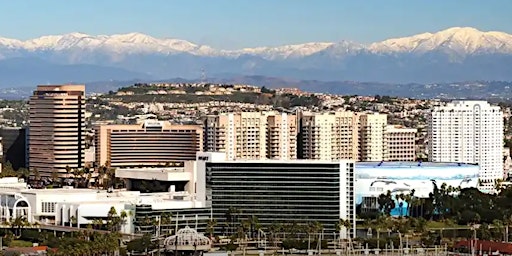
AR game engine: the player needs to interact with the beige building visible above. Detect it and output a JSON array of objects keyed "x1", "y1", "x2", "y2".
[
  {"x1": 359, "y1": 113, "x2": 387, "y2": 161},
  {"x1": 95, "y1": 120, "x2": 202, "y2": 168},
  {"x1": 299, "y1": 111, "x2": 359, "y2": 160},
  {"x1": 267, "y1": 113, "x2": 297, "y2": 160},
  {"x1": 384, "y1": 125, "x2": 417, "y2": 161},
  {"x1": 203, "y1": 112, "x2": 297, "y2": 160},
  {"x1": 29, "y1": 85, "x2": 86, "y2": 177}
]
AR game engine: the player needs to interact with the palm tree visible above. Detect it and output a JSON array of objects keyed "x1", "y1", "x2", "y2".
[
  {"x1": 65, "y1": 165, "x2": 71, "y2": 178},
  {"x1": 11, "y1": 216, "x2": 27, "y2": 236},
  {"x1": 336, "y1": 218, "x2": 353, "y2": 251},
  {"x1": 106, "y1": 206, "x2": 121, "y2": 232},
  {"x1": 225, "y1": 207, "x2": 240, "y2": 236},
  {"x1": 32, "y1": 168, "x2": 41, "y2": 187},
  {"x1": 70, "y1": 216, "x2": 77, "y2": 227},
  {"x1": 492, "y1": 219, "x2": 506, "y2": 241},
  {"x1": 249, "y1": 215, "x2": 260, "y2": 238},
  {"x1": 206, "y1": 218, "x2": 217, "y2": 239}
]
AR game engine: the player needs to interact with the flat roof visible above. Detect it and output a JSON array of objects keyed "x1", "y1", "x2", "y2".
[
  {"x1": 209, "y1": 159, "x2": 354, "y2": 164},
  {"x1": 356, "y1": 161, "x2": 478, "y2": 168}
]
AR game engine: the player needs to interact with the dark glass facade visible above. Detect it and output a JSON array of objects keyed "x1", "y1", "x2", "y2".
[
  {"x1": 205, "y1": 161, "x2": 355, "y2": 238},
  {"x1": 0, "y1": 127, "x2": 28, "y2": 170}
]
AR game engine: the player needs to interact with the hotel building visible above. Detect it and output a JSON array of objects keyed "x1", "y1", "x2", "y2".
[
  {"x1": 29, "y1": 85, "x2": 86, "y2": 177},
  {"x1": 95, "y1": 120, "x2": 203, "y2": 168},
  {"x1": 195, "y1": 152, "x2": 356, "y2": 239}
]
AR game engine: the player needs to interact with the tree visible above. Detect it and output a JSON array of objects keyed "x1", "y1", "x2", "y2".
[
  {"x1": 50, "y1": 170, "x2": 60, "y2": 187},
  {"x1": 106, "y1": 206, "x2": 121, "y2": 232},
  {"x1": 225, "y1": 207, "x2": 240, "y2": 236},
  {"x1": 70, "y1": 216, "x2": 77, "y2": 227},
  {"x1": 336, "y1": 219, "x2": 352, "y2": 239},
  {"x1": 378, "y1": 190, "x2": 395, "y2": 216},
  {"x1": 249, "y1": 215, "x2": 260, "y2": 239},
  {"x1": 32, "y1": 168, "x2": 41, "y2": 186},
  {"x1": 11, "y1": 216, "x2": 28, "y2": 236},
  {"x1": 206, "y1": 218, "x2": 217, "y2": 239},
  {"x1": 1, "y1": 161, "x2": 17, "y2": 177}
]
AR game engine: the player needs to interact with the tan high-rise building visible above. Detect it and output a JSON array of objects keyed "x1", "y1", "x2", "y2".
[
  {"x1": 299, "y1": 111, "x2": 359, "y2": 160},
  {"x1": 29, "y1": 85, "x2": 86, "y2": 177},
  {"x1": 203, "y1": 112, "x2": 297, "y2": 160},
  {"x1": 359, "y1": 113, "x2": 387, "y2": 161},
  {"x1": 384, "y1": 125, "x2": 417, "y2": 161},
  {"x1": 95, "y1": 120, "x2": 202, "y2": 168},
  {"x1": 266, "y1": 113, "x2": 297, "y2": 159}
]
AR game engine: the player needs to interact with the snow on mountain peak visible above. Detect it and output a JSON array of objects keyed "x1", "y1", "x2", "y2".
[
  {"x1": 0, "y1": 27, "x2": 511, "y2": 59},
  {"x1": 369, "y1": 27, "x2": 512, "y2": 54},
  {"x1": 236, "y1": 42, "x2": 335, "y2": 59}
]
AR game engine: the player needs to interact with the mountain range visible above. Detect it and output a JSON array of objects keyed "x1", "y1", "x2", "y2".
[{"x1": 1, "y1": 27, "x2": 512, "y2": 86}]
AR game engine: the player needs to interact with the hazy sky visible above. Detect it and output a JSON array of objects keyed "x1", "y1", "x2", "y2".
[{"x1": 1, "y1": 0, "x2": 511, "y2": 49}]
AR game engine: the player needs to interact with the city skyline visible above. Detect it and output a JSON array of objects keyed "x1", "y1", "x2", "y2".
[{"x1": 1, "y1": 0, "x2": 511, "y2": 49}]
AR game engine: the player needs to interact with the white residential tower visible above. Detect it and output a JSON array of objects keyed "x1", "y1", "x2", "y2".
[{"x1": 428, "y1": 100, "x2": 503, "y2": 193}]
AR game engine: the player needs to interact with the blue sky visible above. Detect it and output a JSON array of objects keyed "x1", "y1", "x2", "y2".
[{"x1": 1, "y1": 0, "x2": 511, "y2": 49}]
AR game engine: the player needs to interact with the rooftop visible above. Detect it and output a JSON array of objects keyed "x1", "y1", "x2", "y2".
[{"x1": 356, "y1": 161, "x2": 478, "y2": 169}]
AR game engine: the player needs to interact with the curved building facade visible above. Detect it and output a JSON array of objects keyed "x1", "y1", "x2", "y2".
[
  {"x1": 355, "y1": 162, "x2": 480, "y2": 215},
  {"x1": 29, "y1": 85, "x2": 86, "y2": 177}
]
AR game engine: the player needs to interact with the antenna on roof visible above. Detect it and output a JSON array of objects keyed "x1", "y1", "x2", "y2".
[{"x1": 201, "y1": 67, "x2": 206, "y2": 84}]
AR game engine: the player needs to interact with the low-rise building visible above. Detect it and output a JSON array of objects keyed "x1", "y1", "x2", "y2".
[{"x1": 384, "y1": 125, "x2": 417, "y2": 161}]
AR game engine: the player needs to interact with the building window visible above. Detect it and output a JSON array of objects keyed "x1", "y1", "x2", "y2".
[{"x1": 41, "y1": 202, "x2": 56, "y2": 213}]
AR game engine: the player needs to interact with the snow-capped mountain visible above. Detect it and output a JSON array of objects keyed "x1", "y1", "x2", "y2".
[
  {"x1": 1, "y1": 26, "x2": 512, "y2": 86},
  {"x1": 2, "y1": 27, "x2": 511, "y2": 57},
  {"x1": 368, "y1": 27, "x2": 512, "y2": 55}
]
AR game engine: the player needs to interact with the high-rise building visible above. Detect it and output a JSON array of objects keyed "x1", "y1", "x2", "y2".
[
  {"x1": 384, "y1": 125, "x2": 417, "y2": 161},
  {"x1": 0, "y1": 127, "x2": 28, "y2": 170},
  {"x1": 195, "y1": 152, "x2": 355, "y2": 239},
  {"x1": 0, "y1": 137, "x2": 3, "y2": 171},
  {"x1": 299, "y1": 111, "x2": 359, "y2": 160},
  {"x1": 29, "y1": 85, "x2": 85, "y2": 177},
  {"x1": 203, "y1": 112, "x2": 297, "y2": 160},
  {"x1": 95, "y1": 120, "x2": 203, "y2": 168},
  {"x1": 359, "y1": 113, "x2": 387, "y2": 161},
  {"x1": 266, "y1": 113, "x2": 297, "y2": 159},
  {"x1": 428, "y1": 100, "x2": 503, "y2": 192}
]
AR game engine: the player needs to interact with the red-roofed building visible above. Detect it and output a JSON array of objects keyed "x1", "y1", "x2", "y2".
[
  {"x1": 454, "y1": 240, "x2": 512, "y2": 255},
  {"x1": 4, "y1": 245, "x2": 48, "y2": 255}
]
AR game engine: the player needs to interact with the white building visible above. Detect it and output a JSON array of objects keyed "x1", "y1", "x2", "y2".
[{"x1": 428, "y1": 100, "x2": 504, "y2": 193}]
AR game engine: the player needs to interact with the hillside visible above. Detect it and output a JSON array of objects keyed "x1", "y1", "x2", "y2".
[{"x1": 106, "y1": 83, "x2": 321, "y2": 109}]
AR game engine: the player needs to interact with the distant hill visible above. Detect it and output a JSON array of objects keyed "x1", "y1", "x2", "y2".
[{"x1": 85, "y1": 77, "x2": 512, "y2": 100}]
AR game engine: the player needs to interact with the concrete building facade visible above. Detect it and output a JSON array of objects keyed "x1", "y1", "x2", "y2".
[
  {"x1": 203, "y1": 112, "x2": 297, "y2": 160},
  {"x1": 29, "y1": 85, "x2": 86, "y2": 177},
  {"x1": 359, "y1": 113, "x2": 387, "y2": 161},
  {"x1": 95, "y1": 120, "x2": 202, "y2": 168},
  {"x1": 428, "y1": 100, "x2": 504, "y2": 193},
  {"x1": 299, "y1": 111, "x2": 359, "y2": 160},
  {"x1": 384, "y1": 125, "x2": 417, "y2": 161}
]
